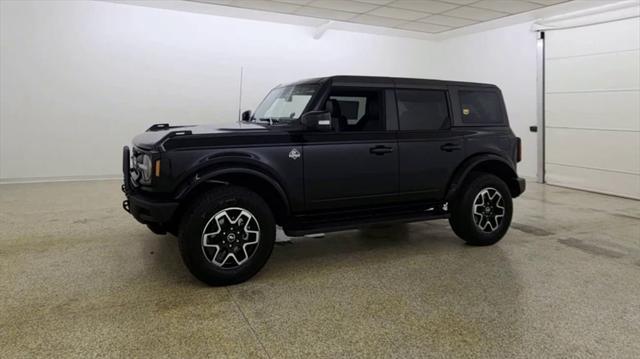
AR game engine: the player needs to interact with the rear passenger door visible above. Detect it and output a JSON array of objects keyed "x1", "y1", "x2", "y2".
[{"x1": 396, "y1": 88, "x2": 465, "y2": 200}]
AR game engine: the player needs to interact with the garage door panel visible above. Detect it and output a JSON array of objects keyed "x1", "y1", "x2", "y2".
[
  {"x1": 545, "y1": 17, "x2": 640, "y2": 199},
  {"x1": 546, "y1": 91, "x2": 640, "y2": 131},
  {"x1": 546, "y1": 128, "x2": 640, "y2": 174},
  {"x1": 546, "y1": 50, "x2": 640, "y2": 93},
  {"x1": 546, "y1": 18, "x2": 640, "y2": 58},
  {"x1": 546, "y1": 163, "x2": 640, "y2": 199}
]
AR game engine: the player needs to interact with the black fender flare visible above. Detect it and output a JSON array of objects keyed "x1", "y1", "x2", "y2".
[
  {"x1": 445, "y1": 153, "x2": 521, "y2": 200},
  {"x1": 175, "y1": 163, "x2": 291, "y2": 216}
]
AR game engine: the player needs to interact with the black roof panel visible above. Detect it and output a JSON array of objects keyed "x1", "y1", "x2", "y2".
[{"x1": 283, "y1": 75, "x2": 497, "y2": 89}]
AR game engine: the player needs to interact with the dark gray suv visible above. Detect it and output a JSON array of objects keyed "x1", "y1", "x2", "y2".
[{"x1": 123, "y1": 75, "x2": 526, "y2": 285}]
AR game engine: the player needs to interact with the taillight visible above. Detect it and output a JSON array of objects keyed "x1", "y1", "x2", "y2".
[{"x1": 516, "y1": 138, "x2": 522, "y2": 163}]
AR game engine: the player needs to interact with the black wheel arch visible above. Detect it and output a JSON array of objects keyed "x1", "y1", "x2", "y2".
[
  {"x1": 446, "y1": 153, "x2": 523, "y2": 201},
  {"x1": 172, "y1": 165, "x2": 291, "y2": 227}
]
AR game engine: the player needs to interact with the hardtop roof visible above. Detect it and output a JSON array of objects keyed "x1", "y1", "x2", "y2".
[{"x1": 283, "y1": 75, "x2": 498, "y2": 89}]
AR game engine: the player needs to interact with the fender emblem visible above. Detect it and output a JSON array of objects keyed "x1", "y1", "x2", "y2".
[{"x1": 288, "y1": 148, "x2": 301, "y2": 160}]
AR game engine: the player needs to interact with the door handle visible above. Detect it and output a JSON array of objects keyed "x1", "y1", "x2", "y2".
[
  {"x1": 370, "y1": 145, "x2": 394, "y2": 155},
  {"x1": 440, "y1": 143, "x2": 461, "y2": 152}
]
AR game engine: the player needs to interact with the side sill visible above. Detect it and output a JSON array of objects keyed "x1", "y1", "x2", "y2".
[{"x1": 283, "y1": 212, "x2": 449, "y2": 237}]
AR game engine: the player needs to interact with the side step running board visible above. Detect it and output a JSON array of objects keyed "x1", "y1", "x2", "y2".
[{"x1": 283, "y1": 211, "x2": 449, "y2": 237}]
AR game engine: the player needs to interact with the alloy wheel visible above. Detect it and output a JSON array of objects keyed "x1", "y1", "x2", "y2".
[
  {"x1": 472, "y1": 187, "x2": 505, "y2": 232},
  {"x1": 201, "y1": 207, "x2": 261, "y2": 268}
]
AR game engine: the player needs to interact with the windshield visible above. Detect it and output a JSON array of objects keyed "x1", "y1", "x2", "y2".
[{"x1": 252, "y1": 84, "x2": 318, "y2": 124}]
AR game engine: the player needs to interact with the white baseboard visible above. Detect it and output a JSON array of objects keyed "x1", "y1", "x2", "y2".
[{"x1": 0, "y1": 174, "x2": 121, "y2": 185}]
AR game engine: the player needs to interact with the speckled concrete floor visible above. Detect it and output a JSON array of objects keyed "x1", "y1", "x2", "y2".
[{"x1": 1, "y1": 180, "x2": 639, "y2": 358}]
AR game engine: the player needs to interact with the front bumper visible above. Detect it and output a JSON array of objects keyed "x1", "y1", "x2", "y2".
[
  {"x1": 123, "y1": 193, "x2": 178, "y2": 224},
  {"x1": 122, "y1": 145, "x2": 178, "y2": 224}
]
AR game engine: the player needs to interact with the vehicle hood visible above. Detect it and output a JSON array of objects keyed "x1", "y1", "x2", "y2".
[{"x1": 132, "y1": 122, "x2": 270, "y2": 150}]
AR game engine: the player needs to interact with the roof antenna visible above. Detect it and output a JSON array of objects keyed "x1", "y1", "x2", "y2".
[{"x1": 237, "y1": 66, "x2": 244, "y2": 124}]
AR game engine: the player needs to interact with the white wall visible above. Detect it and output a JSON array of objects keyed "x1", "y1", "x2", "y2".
[
  {"x1": 0, "y1": 0, "x2": 440, "y2": 181},
  {"x1": 0, "y1": 0, "x2": 539, "y2": 181},
  {"x1": 432, "y1": 22, "x2": 539, "y2": 178}
]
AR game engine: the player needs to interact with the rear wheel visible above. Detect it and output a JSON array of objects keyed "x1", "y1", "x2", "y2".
[
  {"x1": 449, "y1": 173, "x2": 513, "y2": 246},
  {"x1": 178, "y1": 186, "x2": 276, "y2": 286}
]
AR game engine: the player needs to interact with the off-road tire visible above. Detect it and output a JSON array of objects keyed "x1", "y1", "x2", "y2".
[
  {"x1": 449, "y1": 173, "x2": 513, "y2": 246},
  {"x1": 178, "y1": 186, "x2": 276, "y2": 286}
]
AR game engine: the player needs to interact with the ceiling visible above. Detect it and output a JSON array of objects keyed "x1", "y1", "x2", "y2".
[{"x1": 189, "y1": 0, "x2": 571, "y2": 34}]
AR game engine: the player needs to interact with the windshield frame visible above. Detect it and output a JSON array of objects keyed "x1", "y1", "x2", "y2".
[{"x1": 251, "y1": 84, "x2": 320, "y2": 125}]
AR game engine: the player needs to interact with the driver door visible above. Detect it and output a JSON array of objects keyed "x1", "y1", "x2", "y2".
[{"x1": 302, "y1": 87, "x2": 399, "y2": 211}]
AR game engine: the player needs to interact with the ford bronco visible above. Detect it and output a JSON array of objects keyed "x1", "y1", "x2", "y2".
[{"x1": 123, "y1": 76, "x2": 525, "y2": 285}]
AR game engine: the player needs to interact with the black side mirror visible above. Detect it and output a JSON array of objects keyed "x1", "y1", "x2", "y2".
[
  {"x1": 241, "y1": 110, "x2": 251, "y2": 122},
  {"x1": 300, "y1": 111, "x2": 332, "y2": 130}
]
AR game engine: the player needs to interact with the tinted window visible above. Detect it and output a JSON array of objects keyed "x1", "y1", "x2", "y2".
[
  {"x1": 396, "y1": 90, "x2": 449, "y2": 130},
  {"x1": 459, "y1": 90, "x2": 504, "y2": 124},
  {"x1": 338, "y1": 100, "x2": 360, "y2": 120},
  {"x1": 329, "y1": 96, "x2": 367, "y2": 124},
  {"x1": 325, "y1": 89, "x2": 383, "y2": 131}
]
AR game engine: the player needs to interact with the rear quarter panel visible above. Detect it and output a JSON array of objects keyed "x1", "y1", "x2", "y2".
[{"x1": 463, "y1": 127, "x2": 518, "y2": 167}]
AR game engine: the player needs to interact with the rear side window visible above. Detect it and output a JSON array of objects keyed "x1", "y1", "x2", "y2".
[
  {"x1": 396, "y1": 90, "x2": 449, "y2": 130},
  {"x1": 459, "y1": 90, "x2": 505, "y2": 124}
]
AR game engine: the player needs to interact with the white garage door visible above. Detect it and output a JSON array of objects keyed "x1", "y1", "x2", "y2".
[{"x1": 544, "y1": 17, "x2": 640, "y2": 199}]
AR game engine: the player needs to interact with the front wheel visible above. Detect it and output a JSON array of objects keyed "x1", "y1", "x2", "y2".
[
  {"x1": 449, "y1": 173, "x2": 513, "y2": 246},
  {"x1": 178, "y1": 186, "x2": 276, "y2": 286}
]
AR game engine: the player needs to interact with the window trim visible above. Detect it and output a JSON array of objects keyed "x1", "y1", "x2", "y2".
[
  {"x1": 385, "y1": 88, "x2": 399, "y2": 131},
  {"x1": 451, "y1": 86, "x2": 508, "y2": 127},
  {"x1": 394, "y1": 87, "x2": 453, "y2": 132}
]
